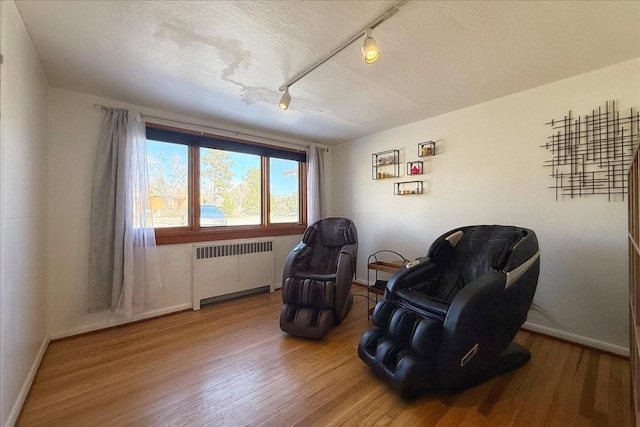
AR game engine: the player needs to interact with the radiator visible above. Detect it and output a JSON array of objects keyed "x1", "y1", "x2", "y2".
[{"x1": 192, "y1": 240, "x2": 275, "y2": 310}]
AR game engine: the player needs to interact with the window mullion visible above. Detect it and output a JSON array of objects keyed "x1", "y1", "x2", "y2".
[
  {"x1": 262, "y1": 156, "x2": 270, "y2": 227},
  {"x1": 191, "y1": 146, "x2": 201, "y2": 231}
]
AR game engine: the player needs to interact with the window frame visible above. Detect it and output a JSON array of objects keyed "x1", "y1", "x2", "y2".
[{"x1": 146, "y1": 123, "x2": 307, "y2": 245}]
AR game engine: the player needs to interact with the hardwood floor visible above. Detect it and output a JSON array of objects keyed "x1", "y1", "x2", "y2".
[{"x1": 18, "y1": 287, "x2": 632, "y2": 426}]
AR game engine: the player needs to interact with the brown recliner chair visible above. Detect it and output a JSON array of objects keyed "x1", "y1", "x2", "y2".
[{"x1": 280, "y1": 217, "x2": 358, "y2": 339}]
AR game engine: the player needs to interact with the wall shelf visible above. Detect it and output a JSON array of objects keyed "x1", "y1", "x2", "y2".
[
  {"x1": 372, "y1": 149, "x2": 400, "y2": 179},
  {"x1": 394, "y1": 180, "x2": 423, "y2": 195},
  {"x1": 407, "y1": 161, "x2": 423, "y2": 176},
  {"x1": 418, "y1": 141, "x2": 436, "y2": 157}
]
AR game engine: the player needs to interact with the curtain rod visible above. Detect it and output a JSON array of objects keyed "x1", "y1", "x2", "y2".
[{"x1": 92, "y1": 103, "x2": 329, "y2": 152}]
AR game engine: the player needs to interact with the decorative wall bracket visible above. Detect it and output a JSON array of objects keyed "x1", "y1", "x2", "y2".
[{"x1": 542, "y1": 101, "x2": 640, "y2": 201}]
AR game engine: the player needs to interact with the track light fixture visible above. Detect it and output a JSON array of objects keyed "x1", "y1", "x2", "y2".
[
  {"x1": 362, "y1": 29, "x2": 380, "y2": 64},
  {"x1": 279, "y1": 87, "x2": 291, "y2": 110},
  {"x1": 277, "y1": 0, "x2": 408, "y2": 110}
]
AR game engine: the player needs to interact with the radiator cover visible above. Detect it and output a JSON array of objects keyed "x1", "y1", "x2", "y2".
[{"x1": 192, "y1": 240, "x2": 275, "y2": 310}]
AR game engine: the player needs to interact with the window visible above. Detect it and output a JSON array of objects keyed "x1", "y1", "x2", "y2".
[
  {"x1": 146, "y1": 124, "x2": 307, "y2": 244},
  {"x1": 147, "y1": 141, "x2": 189, "y2": 228},
  {"x1": 270, "y1": 158, "x2": 300, "y2": 224},
  {"x1": 200, "y1": 148, "x2": 261, "y2": 227}
]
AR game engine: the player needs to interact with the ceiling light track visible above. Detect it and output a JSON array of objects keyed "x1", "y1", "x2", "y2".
[{"x1": 278, "y1": 0, "x2": 408, "y2": 109}]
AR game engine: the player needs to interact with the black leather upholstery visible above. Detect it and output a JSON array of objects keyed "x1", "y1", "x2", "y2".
[
  {"x1": 358, "y1": 225, "x2": 540, "y2": 398},
  {"x1": 280, "y1": 217, "x2": 357, "y2": 339}
]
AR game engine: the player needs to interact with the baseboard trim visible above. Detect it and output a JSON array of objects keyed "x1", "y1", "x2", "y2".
[
  {"x1": 522, "y1": 321, "x2": 629, "y2": 357},
  {"x1": 5, "y1": 336, "x2": 49, "y2": 427},
  {"x1": 49, "y1": 303, "x2": 192, "y2": 341}
]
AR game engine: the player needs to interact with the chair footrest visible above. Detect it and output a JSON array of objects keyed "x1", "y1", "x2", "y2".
[{"x1": 280, "y1": 305, "x2": 335, "y2": 339}]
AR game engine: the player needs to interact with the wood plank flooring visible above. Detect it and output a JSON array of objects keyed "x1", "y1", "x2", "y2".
[{"x1": 18, "y1": 287, "x2": 632, "y2": 426}]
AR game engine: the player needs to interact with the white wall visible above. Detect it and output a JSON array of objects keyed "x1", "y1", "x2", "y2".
[
  {"x1": 0, "y1": 2, "x2": 49, "y2": 426},
  {"x1": 47, "y1": 88, "x2": 307, "y2": 338},
  {"x1": 331, "y1": 59, "x2": 640, "y2": 355}
]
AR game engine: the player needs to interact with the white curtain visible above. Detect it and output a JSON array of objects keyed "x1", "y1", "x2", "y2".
[
  {"x1": 88, "y1": 108, "x2": 163, "y2": 317},
  {"x1": 307, "y1": 146, "x2": 325, "y2": 225}
]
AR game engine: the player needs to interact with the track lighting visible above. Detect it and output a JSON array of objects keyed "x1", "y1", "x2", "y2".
[
  {"x1": 279, "y1": 87, "x2": 291, "y2": 110},
  {"x1": 277, "y1": 0, "x2": 408, "y2": 109},
  {"x1": 362, "y1": 29, "x2": 380, "y2": 64}
]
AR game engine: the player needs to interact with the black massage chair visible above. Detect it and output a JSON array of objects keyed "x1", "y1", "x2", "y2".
[{"x1": 358, "y1": 225, "x2": 540, "y2": 398}]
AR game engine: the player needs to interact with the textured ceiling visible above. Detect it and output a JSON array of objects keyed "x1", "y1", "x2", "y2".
[{"x1": 15, "y1": 1, "x2": 640, "y2": 145}]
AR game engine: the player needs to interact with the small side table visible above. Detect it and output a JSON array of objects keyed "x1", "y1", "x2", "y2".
[{"x1": 367, "y1": 250, "x2": 408, "y2": 318}]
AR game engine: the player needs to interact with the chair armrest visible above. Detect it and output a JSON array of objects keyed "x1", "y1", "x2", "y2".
[
  {"x1": 341, "y1": 243, "x2": 357, "y2": 256},
  {"x1": 385, "y1": 257, "x2": 437, "y2": 295},
  {"x1": 282, "y1": 242, "x2": 311, "y2": 284},
  {"x1": 443, "y1": 272, "x2": 510, "y2": 333},
  {"x1": 436, "y1": 271, "x2": 518, "y2": 388},
  {"x1": 334, "y1": 243, "x2": 358, "y2": 321},
  {"x1": 503, "y1": 229, "x2": 539, "y2": 272},
  {"x1": 339, "y1": 243, "x2": 358, "y2": 272}
]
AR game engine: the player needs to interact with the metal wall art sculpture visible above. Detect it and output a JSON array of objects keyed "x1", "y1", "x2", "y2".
[{"x1": 543, "y1": 101, "x2": 640, "y2": 201}]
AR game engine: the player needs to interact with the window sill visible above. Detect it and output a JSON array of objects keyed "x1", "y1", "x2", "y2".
[{"x1": 155, "y1": 224, "x2": 306, "y2": 245}]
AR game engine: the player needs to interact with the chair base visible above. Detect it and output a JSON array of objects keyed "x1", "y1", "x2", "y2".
[
  {"x1": 450, "y1": 341, "x2": 531, "y2": 392},
  {"x1": 491, "y1": 340, "x2": 531, "y2": 377},
  {"x1": 359, "y1": 334, "x2": 531, "y2": 398}
]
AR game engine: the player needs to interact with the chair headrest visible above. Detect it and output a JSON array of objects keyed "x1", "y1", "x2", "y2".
[
  {"x1": 429, "y1": 225, "x2": 533, "y2": 272},
  {"x1": 303, "y1": 217, "x2": 357, "y2": 247}
]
